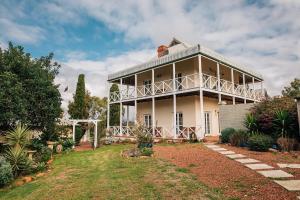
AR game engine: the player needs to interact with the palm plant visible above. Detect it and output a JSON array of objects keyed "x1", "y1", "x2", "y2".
[
  {"x1": 6, "y1": 124, "x2": 32, "y2": 148},
  {"x1": 244, "y1": 113, "x2": 258, "y2": 135},
  {"x1": 4, "y1": 147, "x2": 31, "y2": 177},
  {"x1": 273, "y1": 110, "x2": 292, "y2": 138}
]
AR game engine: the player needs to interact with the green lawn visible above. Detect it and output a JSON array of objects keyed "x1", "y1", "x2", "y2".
[{"x1": 0, "y1": 145, "x2": 225, "y2": 200}]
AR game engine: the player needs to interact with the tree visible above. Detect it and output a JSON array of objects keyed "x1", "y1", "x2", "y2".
[
  {"x1": 109, "y1": 84, "x2": 120, "y2": 126},
  {"x1": 68, "y1": 74, "x2": 87, "y2": 119},
  {"x1": 0, "y1": 42, "x2": 62, "y2": 140},
  {"x1": 282, "y1": 78, "x2": 300, "y2": 98}
]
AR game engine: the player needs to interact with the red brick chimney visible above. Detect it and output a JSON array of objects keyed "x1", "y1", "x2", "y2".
[{"x1": 157, "y1": 45, "x2": 168, "y2": 57}]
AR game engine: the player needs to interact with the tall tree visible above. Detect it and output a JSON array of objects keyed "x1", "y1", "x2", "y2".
[
  {"x1": 109, "y1": 84, "x2": 120, "y2": 126},
  {"x1": 282, "y1": 78, "x2": 300, "y2": 98},
  {"x1": 0, "y1": 42, "x2": 62, "y2": 140},
  {"x1": 68, "y1": 74, "x2": 87, "y2": 119}
]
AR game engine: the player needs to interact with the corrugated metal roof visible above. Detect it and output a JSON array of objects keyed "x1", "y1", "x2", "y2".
[{"x1": 108, "y1": 44, "x2": 263, "y2": 81}]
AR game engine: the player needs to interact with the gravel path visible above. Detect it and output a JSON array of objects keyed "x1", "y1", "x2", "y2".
[{"x1": 154, "y1": 143, "x2": 297, "y2": 200}]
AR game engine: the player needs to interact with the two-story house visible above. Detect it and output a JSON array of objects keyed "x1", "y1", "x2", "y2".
[{"x1": 107, "y1": 38, "x2": 264, "y2": 140}]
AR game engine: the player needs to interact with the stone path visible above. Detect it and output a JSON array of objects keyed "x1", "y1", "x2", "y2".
[{"x1": 205, "y1": 144, "x2": 300, "y2": 196}]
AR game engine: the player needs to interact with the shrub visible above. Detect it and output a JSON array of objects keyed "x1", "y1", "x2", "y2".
[
  {"x1": 277, "y1": 137, "x2": 298, "y2": 152},
  {"x1": 244, "y1": 113, "x2": 258, "y2": 134},
  {"x1": 273, "y1": 110, "x2": 294, "y2": 138},
  {"x1": 29, "y1": 138, "x2": 45, "y2": 151},
  {"x1": 6, "y1": 124, "x2": 32, "y2": 148},
  {"x1": 33, "y1": 146, "x2": 52, "y2": 163},
  {"x1": 33, "y1": 162, "x2": 47, "y2": 172},
  {"x1": 140, "y1": 148, "x2": 153, "y2": 156},
  {"x1": 220, "y1": 128, "x2": 235, "y2": 143},
  {"x1": 248, "y1": 134, "x2": 273, "y2": 152},
  {"x1": 229, "y1": 130, "x2": 249, "y2": 147},
  {"x1": 61, "y1": 138, "x2": 74, "y2": 150},
  {"x1": 75, "y1": 126, "x2": 84, "y2": 145},
  {"x1": 4, "y1": 147, "x2": 31, "y2": 176},
  {"x1": 0, "y1": 156, "x2": 13, "y2": 187},
  {"x1": 133, "y1": 123, "x2": 153, "y2": 148}
]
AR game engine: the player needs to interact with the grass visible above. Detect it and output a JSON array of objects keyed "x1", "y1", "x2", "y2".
[{"x1": 0, "y1": 145, "x2": 226, "y2": 200}]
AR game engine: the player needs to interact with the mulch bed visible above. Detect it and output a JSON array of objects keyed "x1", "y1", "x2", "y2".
[{"x1": 154, "y1": 144, "x2": 298, "y2": 200}]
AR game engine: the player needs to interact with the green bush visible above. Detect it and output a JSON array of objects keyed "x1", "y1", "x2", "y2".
[
  {"x1": 248, "y1": 134, "x2": 273, "y2": 152},
  {"x1": 140, "y1": 148, "x2": 153, "y2": 156},
  {"x1": 4, "y1": 147, "x2": 31, "y2": 176},
  {"x1": 133, "y1": 123, "x2": 153, "y2": 148},
  {"x1": 61, "y1": 138, "x2": 74, "y2": 150},
  {"x1": 33, "y1": 162, "x2": 47, "y2": 172},
  {"x1": 0, "y1": 156, "x2": 13, "y2": 187},
  {"x1": 33, "y1": 146, "x2": 52, "y2": 163},
  {"x1": 75, "y1": 126, "x2": 84, "y2": 145},
  {"x1": 220, "y1": 128, "x2": 235, "y2": 143},
  {"x1": 229, "y1": 130, "x2": 249, "y2": 147},
  {"x1": 29, "y1": 138, "x2": 45, "y2": 151}
]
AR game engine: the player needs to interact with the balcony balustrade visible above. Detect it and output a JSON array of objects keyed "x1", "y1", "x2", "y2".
[{"x1": 109, "y1": 73, "x2": 263, "y2": 103}]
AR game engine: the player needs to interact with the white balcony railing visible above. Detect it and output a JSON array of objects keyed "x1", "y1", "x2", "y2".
[
  {"x1": 109, "y1": 73, "x2": 264, "y2": 102},
  {"x1": 109, "y1": 126, "x2": 201, "y2": 140}
]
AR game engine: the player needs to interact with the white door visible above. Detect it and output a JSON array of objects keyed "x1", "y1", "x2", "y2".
[
  {"x1": 204, "y1": 112, "x2": 211, "y2": 134},
  {"x1": 176, "y1": 112, "x2": 183, "y2": 133}
]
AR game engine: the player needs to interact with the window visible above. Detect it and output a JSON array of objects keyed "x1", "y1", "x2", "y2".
[
  {"x1": 144, "y1": 114, "x2": 152, "y2": 128},
  {"x1": 176, "y1": 112, "x2": 183, "y2": 133},
  {"x1": 175, "y1": 73, "x2": 182, "y2": 90},
  {"x1": 143, "y1": 80, "x2": 152, "y2": 95},
  {"x1": 204, "y1": 112, "x2": 211, "y2": 134}
]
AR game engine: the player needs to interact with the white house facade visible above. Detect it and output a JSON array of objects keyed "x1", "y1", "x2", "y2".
[{"x1": 107, "y1": 38, "x2": 264, "y2": 140}]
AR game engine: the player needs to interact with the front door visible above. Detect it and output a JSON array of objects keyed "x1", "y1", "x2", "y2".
[
  {"x1": 144, "y1": 114, "x2": 152, "y2": 128},
  {"x1": 204, "y1": 112, "x2": 211, "y2": 135},
  {"x1": 176, "y1": 112, "x2": 183, "y2": 133}
]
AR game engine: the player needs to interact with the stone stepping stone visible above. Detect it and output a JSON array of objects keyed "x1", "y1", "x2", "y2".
[
  {"x1": 211, "y1": 147, "x2": 228, "y2": 151},
  {"x1": 205, "y1": 145, "x2": 220, "y2": 149},
  {"x1": 226, "y1": 154, "x2": 246, "y2": 159},
  {"x1": 235, "y1": 158, "x2": 260, "y2": 164},
  {"x1": 257, "y1": 170, "x2": 293, "y2": 178},
  {"x1": 274, "y1": 180, "x2": 300, "y2": 191},
  {"x1": 218, "y1": 151, "x2": 235, "y2": 155},
  {"x1": 277, "y1": 163, "x2": 300, "y2": 169},
  {"x1": 245, "y1": 163, "x2": 274, "y2": 170}
]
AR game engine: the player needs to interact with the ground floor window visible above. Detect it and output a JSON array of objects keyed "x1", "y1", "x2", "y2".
[
  {"x1": 176, "y1": 112, "x2": 183, "y2": 133},
  {"x1": 144, "y1": 114, "x2": 152, "y2": 127},
  {"x1": 204, "y1": 112, "x2": 211, "y2": 134}
]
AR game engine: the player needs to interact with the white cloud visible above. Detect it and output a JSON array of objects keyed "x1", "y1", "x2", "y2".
[
  {"x1": 56, "y1": 49, "x2": 154, "y2": 110},
  {"x1": 0, "y1": 18, "x2": 45, "y2": 44}
]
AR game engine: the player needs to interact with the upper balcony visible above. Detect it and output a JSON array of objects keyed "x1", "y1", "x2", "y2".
[{"x1": 109, "y1": 73, "x2": 264, "y2": 103}]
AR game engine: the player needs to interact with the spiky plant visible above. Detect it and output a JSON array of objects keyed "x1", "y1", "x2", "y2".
[
  {"x1": 244, "y1": 113, "x2": 258, "y2": 135},
  {"x1": 6, "y1": 124, "x2": 32, "y2": 148},
  {"x1": 273, "y1": 110, "x2": 292, "y2": 138},
  {"x1": 4, "y1": 147, "x2": 31, "y2": 177}
]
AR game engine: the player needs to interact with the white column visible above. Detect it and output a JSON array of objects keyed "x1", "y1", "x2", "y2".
[
  {"x1": 172, "y1": 63, "x2": 176, "y2": 91},
  {"x1": 72, "y1": 122, "x2": 76, "y2": 148},
  {"x1": 126, "y1": 105, "x2": 129, "y2": 127},
  {"x1": 152, "y1": 69, "x2": 155, "y2": 95},
  {"x1": 107, "y1": 82, "x2": 110, "y2": 134},
  {"x1": 231, "y1": 68, "x2": 235, "y2": 105},
  {"x1": 120, "y1": 102, "x2": 123, "y2": 135},
  {"x1": 94, "y1": 121, "x2": 98, "y2": 149},
  {"x1": 243, "y1": 73, "x2": 246, "y2": 104},
  {"x1": 217, "y1": 62, "x2": 221, "y2": 103},
  {"x1": 134, "y1": 74, "x2": 138, "y2": 124},
  {"x1": 120, "y1": 78, "x2": 123, "y2": 100},
  {"x1": 134, "y1": 100, "x2": 137, "y2": 124},
  {"x1": 173, "y1": 94, "x2": 177, "y2": 139},
  {"x1": 198, "y1": 55, "x2": 205, "y2": 139},
  {"x1": 152, "y1": 97, "x2": 155, "y2": 136}
]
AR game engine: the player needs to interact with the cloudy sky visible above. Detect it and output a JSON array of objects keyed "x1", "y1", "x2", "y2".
[{"x1": 1, "y1": 0, "x2": 299, "y2": 110}]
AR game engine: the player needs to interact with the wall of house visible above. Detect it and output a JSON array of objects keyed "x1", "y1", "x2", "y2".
[
  {"x1": 136, "y1": 94, "x2": 220, "y2": 136},
  {"x1": 219, "y1": 103, "x2": 254, "y2": 131}
]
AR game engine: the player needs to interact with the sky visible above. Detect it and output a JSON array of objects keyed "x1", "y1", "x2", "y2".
[{"x1": 0, "y1": 0, "x2": 300, "y2": 111}]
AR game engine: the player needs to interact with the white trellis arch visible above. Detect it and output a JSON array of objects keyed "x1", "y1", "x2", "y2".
[{"x1": 70, "y1": 119, "x2": 101, "y2": 149}]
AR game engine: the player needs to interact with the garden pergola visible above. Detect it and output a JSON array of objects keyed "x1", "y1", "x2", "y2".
[{"x1": 70, "y1": 119, "x2": 101, "y2": 149}]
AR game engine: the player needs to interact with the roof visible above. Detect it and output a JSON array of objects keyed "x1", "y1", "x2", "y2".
[{"x1": 108, "y1": 38, "x2": 263, "y2": 81}]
